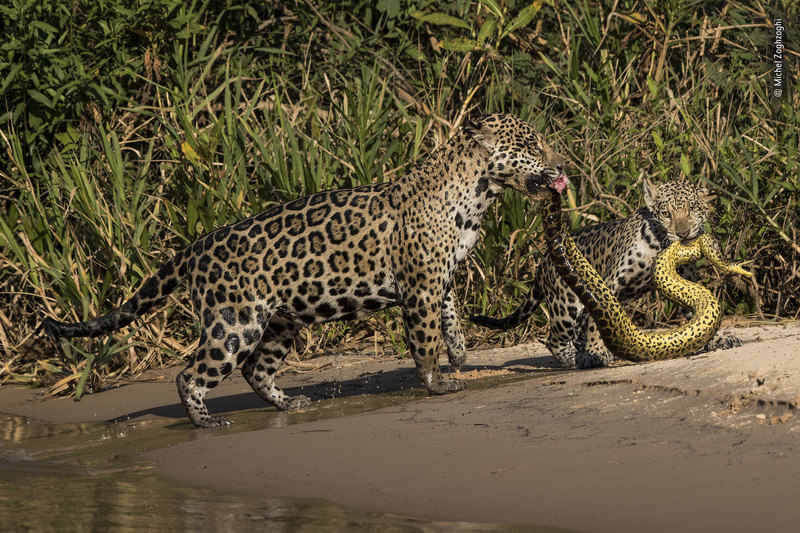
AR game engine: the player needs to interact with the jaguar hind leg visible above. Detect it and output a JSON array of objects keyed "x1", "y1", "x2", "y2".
[
  {"x1": 241, "y1": 315, "x2": 311, "y2": 411},
  {"x1": 177, "y1": 338, "x2": 262, "y2": 428},
  {"x1": 177, "y1": 370, "x2": 234, "y2": 428},
  {"x1": 542, "y1": 290, "x2": 584, "y2": 367},
  {"x1": 545, "y1": 314, "x2": 578, "y2": 367},
  {"x1": 695, "y1": 334, "x2": 744, "y2": 353},
  {"x1": 177, "y1": 305, "x2": 273, "y2": 428}
]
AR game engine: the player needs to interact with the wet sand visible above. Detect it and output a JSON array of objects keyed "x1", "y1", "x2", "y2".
[{"x1": 2, "y1": 321, "x2": 800, "y2": 532}]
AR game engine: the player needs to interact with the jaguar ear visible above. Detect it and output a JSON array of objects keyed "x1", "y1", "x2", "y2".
[
  {"x1": 697, "y1": 183, "x2": 717, "y2": 207},
  {"x1": 463, "y1": 116, "x2": 480, "y2": 131},
  {"x1": 642, "y1": 177, "x2": 658, "y2": 208},
  {"x1": 464, "y1": 115, "x2": 497, "y2": 152}
]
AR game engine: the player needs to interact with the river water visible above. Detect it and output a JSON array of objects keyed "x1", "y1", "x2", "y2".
[{"x1": 1, "y1": 381, "x2": 557, "y2": 532}]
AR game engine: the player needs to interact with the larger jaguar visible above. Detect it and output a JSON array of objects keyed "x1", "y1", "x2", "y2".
[
  {"x1": 42, "y1": 113, "x2": 568, "y2": 428},
  {"x1": 471, "y1": 178, "x2": 740, "y2": 368}
]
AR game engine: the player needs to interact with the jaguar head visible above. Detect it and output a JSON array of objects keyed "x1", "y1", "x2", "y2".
[
  {"x1": 643, "y1": 178, "x2": 714, "y2": 243},
  {"x1": 465, "y1": 113, "x2": 569, "y2": 200}
]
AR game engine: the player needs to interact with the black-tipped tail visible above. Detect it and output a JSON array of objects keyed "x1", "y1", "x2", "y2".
[
  {"x1": 469, "y1": 308, "x2": 525, "y2": 331},
  {"x1": 469, "y1": 291, "x2": 543, "y2": 331},
  {"x1": 41, "y1": 316, "x2": 77, "y2": 340},
  {"x1": 40, "y1": 252, "x2": 186, "y2": 340},
  {"x1": 40, "y1": 301, "x2": 141, "y2": 340}
]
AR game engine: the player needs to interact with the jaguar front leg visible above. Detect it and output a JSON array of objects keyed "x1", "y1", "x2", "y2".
[
  {"x1": 403, "y1": 290, "x2": 466, "y2": 395},
  {"x1": 441, "y1": 285, "x2": 467, "y2": 369},
  {"x1": 574, "y1": 310, "x2": 614, "y2": 369}
]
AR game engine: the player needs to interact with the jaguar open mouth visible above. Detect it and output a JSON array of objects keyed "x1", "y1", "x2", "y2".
[{"x1": 525, "y1": 172, "x2": 570, "y2": 198}]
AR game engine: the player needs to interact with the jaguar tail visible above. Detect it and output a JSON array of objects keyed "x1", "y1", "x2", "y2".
[
  {"x1": 469, "y1": 286, "x2": 544, "y2": 331},
  {"x1": 41, "y1": 251, "x2": 187, "y2": 340}
]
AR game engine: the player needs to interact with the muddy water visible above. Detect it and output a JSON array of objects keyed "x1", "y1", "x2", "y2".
[{"x1": 0, "y1": 378, "x2": 554, "y2": 532}]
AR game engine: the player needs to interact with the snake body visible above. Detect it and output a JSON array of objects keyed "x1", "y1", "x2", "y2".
[{"x1": 542, "y1": 189, "x2": 751, "y2": 362}]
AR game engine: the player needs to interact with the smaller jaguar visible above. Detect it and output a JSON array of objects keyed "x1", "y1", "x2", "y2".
[{"x1": 471, "y1": 178, "x2": 740, "y2": 368}]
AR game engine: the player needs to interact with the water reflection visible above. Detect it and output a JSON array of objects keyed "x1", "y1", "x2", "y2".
[{"x1": 1, "y1": 459, "x2": 543, "y2": 531}]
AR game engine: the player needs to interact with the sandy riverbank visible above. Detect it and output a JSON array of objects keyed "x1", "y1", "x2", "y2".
[{"x1": 2, "y1": 321, "x2": 799, "y2": 532}]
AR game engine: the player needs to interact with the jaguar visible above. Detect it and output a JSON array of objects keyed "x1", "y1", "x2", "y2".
[
  {"x1": 471, "y1": 178, "x2": 739, "y2": 368},
  {"x1": 537, "y1": 185, "x2": 750, "y2": 362},
  {"x1": 42, "y1": 113, "x2": 568, "y2": 428}
]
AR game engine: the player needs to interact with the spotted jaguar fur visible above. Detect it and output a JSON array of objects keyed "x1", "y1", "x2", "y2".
[{"x1": 471, "y1": 179, "x2": 722, "y2": 368}]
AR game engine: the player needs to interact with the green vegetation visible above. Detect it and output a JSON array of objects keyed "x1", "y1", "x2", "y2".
[{"x1": 1, "y1": 0, "x2": 798, "y2": 393}]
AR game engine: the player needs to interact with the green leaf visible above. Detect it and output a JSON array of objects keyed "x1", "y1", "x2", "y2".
[
  {"x1": 501, "y1": 0, "x2": 543, "y2": 39},
  {"x1": 74, "y1": 353, "x2": 94, "y2": 400},
  {"x1": 376, "y1": 0, "x2": 401, "y2": 18},
  {"x1": 1, "y1": 63, "x2": 23, "y2": 93},
  {"x1": 478, "y1": 16, "x2": 498, "y2": 45},
  {"x1": 55, "y1": 129, "x2": 81, "y2": 149},
  {"x1": 403, "y1": 44, "x2": 427, "y2": 61},
  {"x1": 652, "y1": 130, "x2": 664, "y2": 149},
  {"x1": 680, "y1": 154, "x2": 690, "y2": 176},
  {"x1": 410, "y1": 10, "x2": 470, "y2": 30},
  {"x1": 647, "y1": 75, "x2": 658, "y2": 97},
  {"x1": 0, "y1": 216, "x2": 28, "y2": 270},
  {"x1": 186, "y1": 195, "x2": 198, "y2": 236},
  {"x1": 38, "y1": 360, "x2": 64, "y2": 374},
  {"x1": 583, "y1": 61, "x2": 598, "y2": 83},
  {"x1": 27, "y1": 89, "x2": 52, "y2": 108},
  {"x1": 31, "y1": 21, "x2": 58, "y2": 34},
  {"x1": 439, "y1": 38, "x2": 480, "y2": 52},
  {"x1": 478, "y1": 0, "x2": 504, "y2": 20}
]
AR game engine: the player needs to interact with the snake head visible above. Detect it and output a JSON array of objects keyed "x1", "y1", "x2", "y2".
[{"x1": 728, "y1": 260, "x2": 753, "y2": 279}]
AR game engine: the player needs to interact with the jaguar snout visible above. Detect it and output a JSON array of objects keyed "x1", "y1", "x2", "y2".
[
  {"x1": 522, "y1": 171, "x2": 570, "y2": 200},
  {"x1": 524, "y1": 171, "x2": 552, "y2": 194}
]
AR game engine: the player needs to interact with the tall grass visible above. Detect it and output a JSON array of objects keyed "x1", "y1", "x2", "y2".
[{"x1": 1, "y1": 0, "x2": 798, "y2": 392}]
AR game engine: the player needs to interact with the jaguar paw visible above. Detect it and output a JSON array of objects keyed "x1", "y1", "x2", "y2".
[
  {"x1": 575, "y1": 350, "x2": 611, "y2": 369},
  {"x1": 196, "y1": 416, "x2": 234, "y2": 429},
  {"x1": 426, "y1": 378, "x2": 467, "y2": 395},
  {"x1": 287, "y1": 395, "x2": 312, "y2": 410}
]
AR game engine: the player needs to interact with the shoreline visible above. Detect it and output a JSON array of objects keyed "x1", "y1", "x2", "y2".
[{"x1": 2, "y1": 322, "x2": 800, "y2": 531}]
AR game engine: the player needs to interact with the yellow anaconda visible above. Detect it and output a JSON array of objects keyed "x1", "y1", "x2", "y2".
[{"x1": 541, "y1": 188, "x2": 752, "y2": 362}]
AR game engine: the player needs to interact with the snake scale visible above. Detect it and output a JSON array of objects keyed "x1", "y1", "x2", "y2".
[{"x1": 541, "y1": 188, "x2": 752, "y2": 362}]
